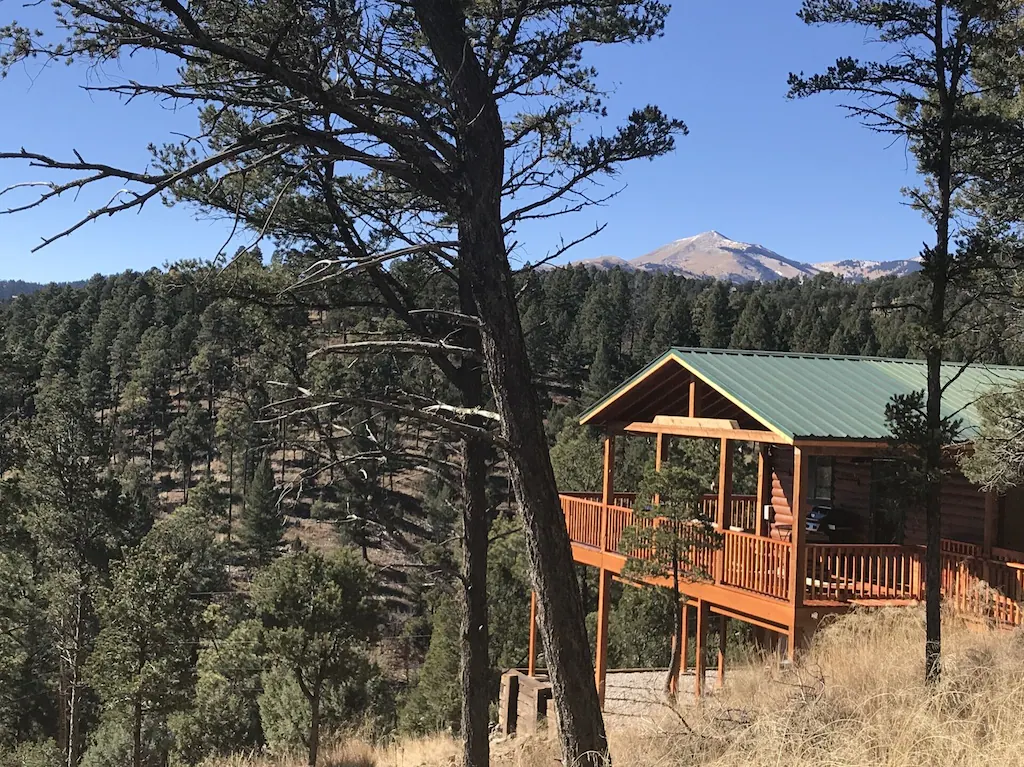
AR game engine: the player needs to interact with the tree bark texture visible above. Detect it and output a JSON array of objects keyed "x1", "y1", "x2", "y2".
[
  {"x1": 459, "y1": 436, "x2": 490, "y2": 767},
  {"x1": 308, "y1": 687, "x2": 321, "y2": 767},
  {"x1": 665, "y1": 555, "x2": 682, "y2": 699},
  {"x1": 413, "y1": 0, "x2": 610, "y2": 761},
  {"x1": 456, "y1": 271, "x2": 491, "y2": 767},
  {"x1": 924, "y1": 1, "x2": 952, "y2": 684}
]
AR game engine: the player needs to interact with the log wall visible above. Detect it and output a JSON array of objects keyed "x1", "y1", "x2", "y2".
[
  {"x1": 903, "y1": 469, "x2": 986, "y2": 546},
  {"x1": 769, "y1": 446, "x2": 794, "y2": 537},
  {"x1": 768, "y1": 451, "x2": 989, "y2": 547}
]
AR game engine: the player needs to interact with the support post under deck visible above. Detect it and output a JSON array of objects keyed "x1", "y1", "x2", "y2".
[
  {"x1": 595, "y1": 568, "x2": 612, "y2": 709},
  {"x1": 717, "y1": 614, "x2": 727, "y2": 688},
  {"x1": 694, "y1": 599, "x2": 708, "y2": 700}
]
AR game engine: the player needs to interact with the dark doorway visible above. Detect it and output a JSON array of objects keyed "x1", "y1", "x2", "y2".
[{"x1": 870, "y1": 459, "x2": 905, "y2": 544}]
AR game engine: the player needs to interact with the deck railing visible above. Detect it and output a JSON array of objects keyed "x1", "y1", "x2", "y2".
[
  {"x1": 941, "y1": 549, "x2": 1024, "y2": 628},
  {"x1": 562, "y1": 496, "x2": 603, "y2": 549},
  {"x1": 561, "y1": 493, "x2": 758, "y2": 529},
  {"x1": 805, "y1": 544, "x2": 923, "y2": 601},
  {"x1": 559, "y1": 494, "x2": 789, "y2": 602},
  {"x1": 722, "y1": 530, "x2": 791, "y2": 600},
  {"x1": 561, "y1": 494, "x2": 1024, "y2": 625}
]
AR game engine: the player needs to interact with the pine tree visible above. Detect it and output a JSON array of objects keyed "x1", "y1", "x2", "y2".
[
  {"x1": 730, "y1": 292, "x2": 777, "y2": 351},
  {"x1": 88, "y1": 509, "x2": 225, "y2": 767},
  {"x1": 695, "y1": 281, "x2": 733, "y2": 348},
  {"x1": 619, "y1": 463, "x2": 721, "y2": 701},
  {"x1": 239, "y1": 458, "x2": 284, "y2": 566},
  {"x1": 251, "y1": 550, "x2": 380, "y2": 767}
]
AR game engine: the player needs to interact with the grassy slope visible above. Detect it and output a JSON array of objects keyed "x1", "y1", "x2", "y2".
[{"x1": 213, "y1": 607, "x2": 1024, "y2": 767}]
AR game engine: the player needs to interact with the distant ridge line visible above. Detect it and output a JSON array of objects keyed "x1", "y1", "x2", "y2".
[{"x1": 554, "y1": 230, "x2": 921, "y2": 283}]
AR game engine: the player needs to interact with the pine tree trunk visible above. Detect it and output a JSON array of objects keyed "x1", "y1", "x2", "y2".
[
  {"x1": 413, "y1": 3, "x2": 608, "y2": 760},
  {"x1": 665, "y1": 555, "x2": 682, "y2": 700},
  {"x1": 66, "y1": 594, "x2": 84, "y2": 767},
  {"x1": 308, "y1": 688, "x2": 321, "y2": 767},
  {"x1": 227, "y1": 444, "x2": 234, "y2": 543},
  {"x1": 454, "y1": 290, "x2": 491, "y2": 767},
  {"x1": 924, "y1": 9, "x2": 953, "y2": 684},
  {"x1": 459, "y1": 437, "x2": 490, "y2": 767},
  {"x1": 133, "y1": 691, "x2": 143, "y2": 767}
]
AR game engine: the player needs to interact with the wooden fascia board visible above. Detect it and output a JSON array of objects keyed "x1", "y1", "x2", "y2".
[
  {"x1": 580, "y1": 349, "x2": 794, "y2": 442},
  {"x1": 793, "y1": 440, "x2": 890, "y2": 456}
]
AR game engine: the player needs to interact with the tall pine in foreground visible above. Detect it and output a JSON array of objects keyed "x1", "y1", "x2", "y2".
[{"x1": 240, "y1": 458, "x2": 284, "y2": 566}]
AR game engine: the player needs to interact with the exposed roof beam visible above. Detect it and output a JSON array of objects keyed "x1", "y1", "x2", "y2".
[{"x1": 615, "y1": 420, "x2": 793, "y2": 444}]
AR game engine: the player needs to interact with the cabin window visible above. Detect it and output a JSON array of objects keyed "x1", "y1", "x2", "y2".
[{"x1": 807, "y1": 456, "x2": 833, "y2": 502}]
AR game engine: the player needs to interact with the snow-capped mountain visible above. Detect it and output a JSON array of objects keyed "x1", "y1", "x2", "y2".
[{"x1": 566, "y1": 231, "x2": 921, "y2": 283}]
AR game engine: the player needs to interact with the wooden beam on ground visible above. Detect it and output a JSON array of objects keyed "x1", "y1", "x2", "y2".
[
  {"x1": 789, "y1": 446, "x2": 808, "y2": 609},
  {"x1": 695, "y1": 599, "x2": 709, "y2": 701},
  {"x1": 717, "y1": 614, "x2": 727, "y2": 689},
  {"x1": 595, "y1": 568, "x2": 612, "y2": 709},
  {"x1": 527, "y1": 591, "x2": 538, "y2": 677}
]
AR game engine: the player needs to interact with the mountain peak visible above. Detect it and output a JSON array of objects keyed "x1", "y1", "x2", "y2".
[
  {"x1": 675, "y1": 230, "x2": 732, "y2": 244},
  {"x1": 562, "y1": 231, "x2": 922, "y2": 283}
]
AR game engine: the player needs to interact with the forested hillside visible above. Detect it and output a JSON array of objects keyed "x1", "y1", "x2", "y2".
[
  {"x1": 1, "y1": 257, "x2": 1021, "y2": 766},
  {"x1": 0, "y1": 280, "x2": 54, "y2": 301}
]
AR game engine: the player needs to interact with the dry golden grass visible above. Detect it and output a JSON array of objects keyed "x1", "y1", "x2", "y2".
[
  {"x1": 213, "y1": 609, "x2": 1024, "y2": 767},
  {"x1": 205, "y1": 735, "x2": 458, "y2": 767}
]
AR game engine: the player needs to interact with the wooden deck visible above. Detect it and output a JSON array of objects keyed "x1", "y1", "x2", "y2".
[{"x1": 560, "y1": 494, "x2": 1024, "y2": 632}]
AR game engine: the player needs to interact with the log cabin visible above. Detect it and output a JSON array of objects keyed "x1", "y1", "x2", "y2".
[{"x1": 533, "y1": 348, "x2": 1024, "y2": 705}]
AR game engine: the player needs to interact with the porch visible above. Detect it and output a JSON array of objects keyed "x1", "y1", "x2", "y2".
[
  {"x1": 559, "y1": 492, "x2": 1024, "y2": 624},
  {"x1": 544, "y1": 348, "x2": 1024, "y2": 706}
]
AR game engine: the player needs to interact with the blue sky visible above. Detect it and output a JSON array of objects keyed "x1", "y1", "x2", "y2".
[{"x1": 0, "y1": 2, "x2": 932, "y2": 283}]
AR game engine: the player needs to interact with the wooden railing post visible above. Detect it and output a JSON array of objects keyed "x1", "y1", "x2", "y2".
[
  {"x1": 789, "y1": 447, "x2": 808, "y2": 608},
  {"x1": 600, "y1": 434, "x2": 615, "y2": 551},
  {"x1": 716, "y1": 438, "x2": 732, "y2": 584},
  {"x1": 912, "y1": 554, "x2": 923, "y2": 600}
]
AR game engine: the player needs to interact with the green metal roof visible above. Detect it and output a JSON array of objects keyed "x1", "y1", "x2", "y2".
[{"x1": 580, "y1": 348, "x2": 1024, "y2": 441}]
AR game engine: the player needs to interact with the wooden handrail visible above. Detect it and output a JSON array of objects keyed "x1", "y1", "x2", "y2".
[
  {"x1": 805, "y1": 544, "x2": 923, "y2": 602},
  {"x1": 559, "y1": 494, "x2": 783, "y2": 601},
  {"x1": 560, "y1": 493, "x2": 1024, "y2": 626},
  {"x1": 720, "y1": 530, "x2": 790, "y2": 600}
]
